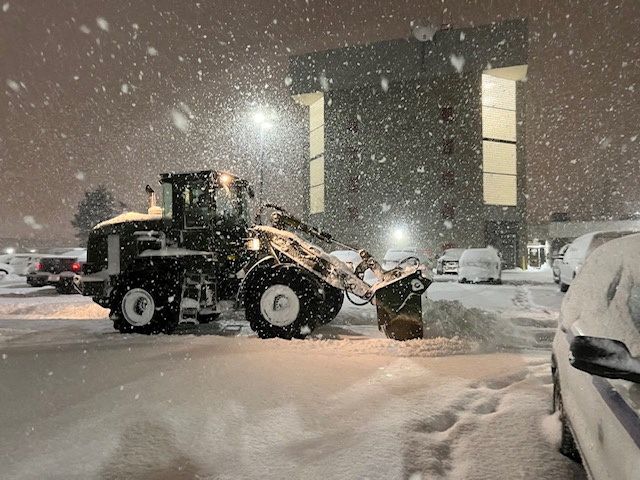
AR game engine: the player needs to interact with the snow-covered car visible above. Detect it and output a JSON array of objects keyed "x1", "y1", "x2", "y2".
[
  {"x1": 551, "y1": 232, "x2": 640, "y2": 479},
  {"x1": 382, "y1": 248, "x2": 431, "y2": 271},
  {"x1": 329, "y1": 250, "x2": 377, "y2": 285},
  {"x1": 552, "y1": 244, "x2": 569, "y2": 284},
  {"x1": 4, "y1": 254, "x2": 45, "y2": 276},
  {"x1": 457, "y1": 247, "x2": 502, "y2": 284},
  {"x1": 436, "y1": 248, "x2": 465, "y2": 275},
  {"x1": 27, "y1": 250, "x2": 86, "y2": 293},
  {"x1": 558, "y1": 230, "x2": 637, "y2": 293}
]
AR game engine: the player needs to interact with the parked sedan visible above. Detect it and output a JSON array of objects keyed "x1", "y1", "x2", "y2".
[
  {"x1": 552, "y1": 244, "x2": 569, "y2": 284},
  {"x1": 382, "y1": 248, "x2": 431, "y2": 271},
  {"x1": 551, "y1": 232, "x2": 640, "y2": 479},
  {"x1": 27, "y1": 250, "x2": 86, "y2": 293},
  {"x1": 436, "y1": 248, "x2": 465, "y2": 275},
  {"x1": 558, "y1": 230, "x2": 636, "y2": 292}
]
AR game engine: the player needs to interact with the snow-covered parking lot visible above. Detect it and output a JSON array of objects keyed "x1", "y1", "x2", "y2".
[{"x1": 0, "y1": 272, "x2": 585, "y2": 479}]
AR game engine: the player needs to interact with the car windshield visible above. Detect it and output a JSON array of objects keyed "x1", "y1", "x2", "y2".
[
  {"x1": 442, "y1": 248, "x2": 465, "y2": 259},
  {"x1": 2, "y1": 2, "x2": 638, "y2": 478}
]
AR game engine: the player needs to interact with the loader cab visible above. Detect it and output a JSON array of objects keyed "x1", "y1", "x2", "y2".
[{"x1": 159, "y1": 170, "x2": 251, "y2": 253}]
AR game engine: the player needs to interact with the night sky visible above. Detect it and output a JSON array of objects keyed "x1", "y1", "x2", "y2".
[{"x1": 1, "y1": 0, "x2": 638, "y2": 244}]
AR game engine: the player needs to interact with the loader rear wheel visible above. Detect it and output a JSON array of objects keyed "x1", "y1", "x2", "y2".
[
  {"x1": 111, "y1": 280, "x2": 178, "y2": 334},
  {"x1": 245, "y1": 267, "x2": 319, "y2": 340},
  {"x1": 317, "y1": 283, "x2": 344, "y2": 325}
]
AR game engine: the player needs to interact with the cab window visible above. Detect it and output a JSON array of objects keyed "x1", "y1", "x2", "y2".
[
  {"x1": 183, "y1": 182, "x2": 212, "y2": 228},
  {"x1": 162, "y1": 182, "x2": 173, "y2": 220},
  {"x1": 214, "y1": 185, "x2": 249, "y2": 223}
]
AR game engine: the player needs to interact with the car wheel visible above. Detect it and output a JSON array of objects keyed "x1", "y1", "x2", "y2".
[
  {"x1": 552, "y1": 369, "x2": 582, "y2": 463},
  {"x1": 0, "y1": 269, "x2": 8, "y2": 279},
  {"x1": 559, "y1": 281, "x2": 569, "y2": 293},
  {"x1": 458, "y1": 278, "x2": 466, "y2": 283}
]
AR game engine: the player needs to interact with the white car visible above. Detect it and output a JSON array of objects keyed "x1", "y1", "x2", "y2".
[
  {"x1": 552, "y1": 244, "x2": 569, "y2": 284},
  {"x1": 551, "y1": 232, "x2": 640, "y2": 479},
  {"x1": 329, "y1": 250, "x2": 377, "y2": 285},
  {"x1": 5, "y1": 254, "x2": 44, "y2": 276},
  {"x1": 382, "y1": 248, "x2": 431, "y2": 271},
  {"x1": 558, "y1": 230, "x2": 636, "y2": 292},
  {"x1": 436, "y1": 248, "x2": 465, "y2": 275},
  {"x1": 457, "y1": 247, "x2": 502, "y2": 284}
]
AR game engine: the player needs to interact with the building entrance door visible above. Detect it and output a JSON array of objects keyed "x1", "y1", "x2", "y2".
[{"x1": 484, "y1": 221, "x2": 519, "y2": 269}]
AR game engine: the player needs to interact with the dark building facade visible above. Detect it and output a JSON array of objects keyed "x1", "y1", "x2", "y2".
[{"x1": 288, "y1": 20, "x2": 529, "y2": 266}]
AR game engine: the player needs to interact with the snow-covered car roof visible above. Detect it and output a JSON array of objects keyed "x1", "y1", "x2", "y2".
[
  {"x1": 56, "y1": 250, "x2": 87, "y2": 261},
  {"x1": 459, "y1": 247, "x2": 500, "y2": 263}
]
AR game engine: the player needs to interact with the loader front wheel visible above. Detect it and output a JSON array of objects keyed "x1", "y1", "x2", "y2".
[
  {"x1": 317, "y1": 283, "x2": 344, "y2": 325},
  {"x1": 246, "y1": 267, "x2": 319, "y2": 340}
]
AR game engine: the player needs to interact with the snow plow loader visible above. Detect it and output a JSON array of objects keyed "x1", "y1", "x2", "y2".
[{"x1": 78, "y1": 170, "x2": 430, "y2": 341}]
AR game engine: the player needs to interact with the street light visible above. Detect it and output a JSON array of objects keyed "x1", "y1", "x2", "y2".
[{"x1": 253, "y1": 110, "x2": 275, "y2": 207}]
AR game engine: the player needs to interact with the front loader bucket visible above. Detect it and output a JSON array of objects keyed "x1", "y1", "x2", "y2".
[{"x1": 375, "y1": 271, "x2": 430, "y2": 341}]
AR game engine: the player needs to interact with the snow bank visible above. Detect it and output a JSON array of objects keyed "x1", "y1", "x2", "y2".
[
  {"x1": 281, "y1": 335, "x2": 478, "y2": 357},
  {"x1": 422, "y1": 298, "x2": 501, "y2": 343},
  {"x1": 0, "y1": 299, "x2": 108, "y2": 320}
]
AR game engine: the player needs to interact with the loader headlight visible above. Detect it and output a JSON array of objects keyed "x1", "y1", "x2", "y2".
[{"x1": 246, "y1": 238, "x2": 261, "y2": 251}]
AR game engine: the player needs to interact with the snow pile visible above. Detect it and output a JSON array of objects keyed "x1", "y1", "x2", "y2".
[
  {"x1": 540, "y1": 411, "x2": 562, "y2": 448},
  {"x1": 422, "y1": 298, "x2": 501, "y2": 343},
  {"x1": 0, "y1": 300, "x2": 108, "y2": 320},
  {"x1": 284, "y1": 335, "x2": 477, "y2": 357}
]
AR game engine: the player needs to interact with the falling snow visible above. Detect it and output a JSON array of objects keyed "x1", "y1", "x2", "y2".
[
  {"x1": 96, "y1": 16, "x2": 109, "y2": 31},
  {"x1": 449, "y1": 54, "x2": 465, "y2": 73}
]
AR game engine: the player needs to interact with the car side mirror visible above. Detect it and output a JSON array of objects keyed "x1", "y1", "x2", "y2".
[{"x1": 570, "y1": 335, "x2": 640, "y2": 383}]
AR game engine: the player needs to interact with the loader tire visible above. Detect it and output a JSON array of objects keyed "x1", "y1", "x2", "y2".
[
  {"x1": 111, "y1": 279, "x2": 179, "y2": 334},
  {"x1": 245, "y1": 267, "x2": 320, "y2": 340},
  {"x1": 317, "y1": 283, "x2": 344, "y2": 325}
]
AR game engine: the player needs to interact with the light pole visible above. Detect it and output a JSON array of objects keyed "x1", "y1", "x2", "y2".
[{"x1": 253, "y1": 111, "x2": 273, "y2": 207}]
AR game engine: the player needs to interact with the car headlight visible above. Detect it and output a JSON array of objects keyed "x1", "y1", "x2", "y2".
[{"x1": 245, "y1": 238, "x2": 261, "y2": 251}]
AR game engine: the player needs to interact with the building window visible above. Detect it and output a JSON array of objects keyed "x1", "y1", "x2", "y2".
[
  {"x1": 441, "y1": 170, "x2": 455, "y2": 188},
  {"x1": 348, "y1": 175, "x2": 360, "y2": 193},
  {"x1": 441, "y1": 203, "x2": 456, "y2": 219},
  {"x1": 440, "y1": 106, "x2": 453, "y2": 122},
  {"x1": 482, "y1": 74, "x2": 517, "y2": 206},
  {"x1": 347, "y1": 112, "x2": 359, "y2": 133},
  {"x1": 308, "y1": 94, "x2": 325, "y2": 213},
  {"x1": 443, "y1": 138, "x2": 454, "y2": 155}
]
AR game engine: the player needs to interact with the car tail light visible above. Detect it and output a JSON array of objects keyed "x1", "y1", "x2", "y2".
[
  {"x1": 35, "y1": 262, "x2": 43, "y2": 271},
  {"x1": 71, "y1": 262, "x2": 82, "y2": 273}
]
